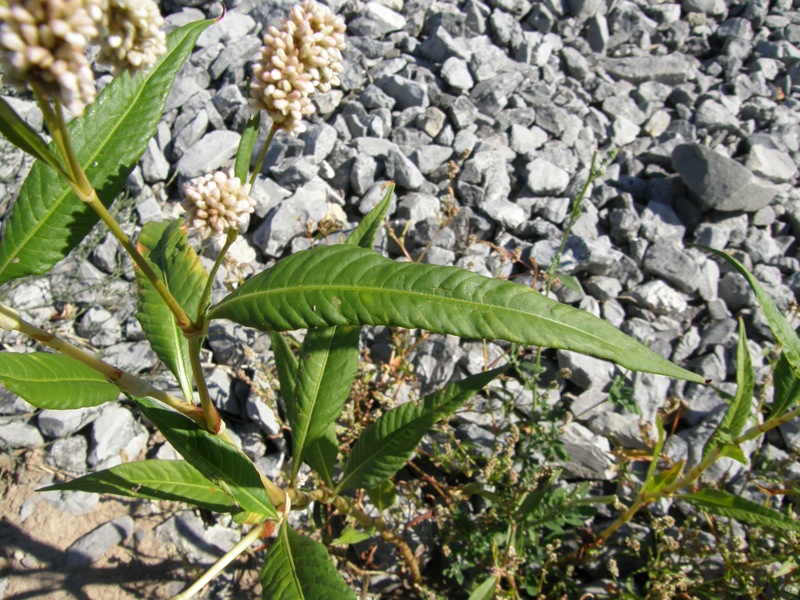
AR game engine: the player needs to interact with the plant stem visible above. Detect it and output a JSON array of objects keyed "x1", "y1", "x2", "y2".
[
  {"x1": 195, "y1": 228, "x2": 237, "y2": 326},
  {"x1": 36, "y1": 93, "x2": 196, "y2": 335},
  {"x1": 173, "y1": 521, "x2": 266, "y2": 600},
  {"x1": 0, "y1": 303, "x2": 205, "y2": 425},
  {"x1": 249, "y1": 122, "x2": 278, "y2": 187},
  {"x1": 187, "y1": 334, "x2": 222, "y2": 434},
  {"x1": 330, "y1": 495, "x2": 421, "y2": 583},
  {"x1": 564, "y1": 401, "x2": 800, "y2": 562}
]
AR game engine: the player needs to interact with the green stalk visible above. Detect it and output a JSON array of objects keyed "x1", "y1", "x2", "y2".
[
  {"x1": 0, "y1": 303, "x2": 205, "y2": 425},
  {"x1": 173, "y1": 522, "x2": 266, "y2": 600},
  {"x1": 249, "y1": 122, "x2": 278, "y2": 187},
  {"x1": 195, "y1": 228, "x2": 238, "y2": 327},
  {"x1": 36, "y1": 94, "x2": 196, "y2": 334},
  {"x1": 187, "y1": 334, "x2": 222, "y2": 434}
]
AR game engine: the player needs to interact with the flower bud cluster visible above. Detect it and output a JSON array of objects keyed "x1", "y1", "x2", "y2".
[
  {"x1": 181, "y1": 169, "x2": 255, "y2": 238},
  {"x1": 0, "y1": 0, "x2": 165, "y2": 115},
  {"x1": 0, "y1": 0, "x2": 99, "y2": 114},
  {"x1": 90, "y1": 0, "x2": 166, "y2": 75},
  {"x1": 250, "y1": 0, "x2": 345, "y2": 133}
]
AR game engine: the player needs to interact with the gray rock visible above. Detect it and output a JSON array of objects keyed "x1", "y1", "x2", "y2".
[
  {"x1": 156, "y1": 510, "x2": 239, "y2": 566},
  {"x1": 632, "y1": 280, "x2": 688, "y2": 316},
  {"x1": 718, "y1": 271, "x2": 756, "y2": 311},
  {"x1": 176, "y1": 130, "x2": 240, "y2": 178},
  {"x1": 639, "y1": 200, "x2": 686, "y2": 242},
  {"x1": 745, "y1": 145, "x2": 797, "y2": 183},
  {"x1": 672, "y1": 143, "x2": 780, "y2": 213},
  {"x1": 385, "y1": 148, "x2": 424, "y2": 190},
  {"x1": 349, "y1": 2, "x2": 407, "y2": 37},
  {"x1": 46, "y1": 435, "x2": 88, "y2": 474},
  {"x1": 0, "y1": 417, "x2": 44, "y2": 448},
  {"x1": 76, "y1": 307, "x2": 121, "y2": 347},
  {"x1": 557, "y1": 350, "x2": 616, "y2": 390},
  {"x1": 611, "y1": 116, "x2": 640, "y2": 146},
  {"x1": 140, "y1": 137, "x2": 170, "y2": 182},
  {"x1": 643, "y1": 240, "x2": 701, "y2": 293},
  {"x1": 206, "y1": 321, "x2": 269, "y2": 367},
  {"x1": 65, "y1": 516, "x2": 134, "y2": 569},
  {"x1": 376, "y1": 75, "x2": 429, "y2": 110},
  {"x1": 526, "y1": 158, "x2": 570, "y2": 195},
  {"x1": 88, "y1": 404, "x2": 148, "y2": 467},
  {"x1": 589, "y1": 412, "x2": 651, "y2": 450},
  {"x1": 38, "y1": 407, "x2": 101, "y2": 439},
  {"x1": 0, "y1": 386, "x2": 33, "y2": 415},
  {"x1": 253, "y1": 180, "x2": 330, "y2": 257},
  {"x1": 555, "y1": 422, "x2": 615, "y2": 479},
  {"x1": 300, "y1": 123, "x2": 338, "y2": 164},
  {"x1": 101, "y1": 341, "x2": 158, "y2": 374},
  {"x1": 441, "y1": 57, "x2": 474, "y2": 92},
  {"x1": 209, "y1": 35, "x2": 261, "y2": 81},
  {"x1": 411, "y1": 145, "x2": 453, "y2": 175},
  {"x1": 604, "y1": 55, "x2": 696, "y2": 85}
]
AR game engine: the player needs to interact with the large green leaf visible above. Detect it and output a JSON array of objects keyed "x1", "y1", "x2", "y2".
[
  {"x1": 135, "y1": 397, "x2": 276, "y2": 519},
  {"x1": 270, "y1": 331, "x2": 298, "y2": 402},
  {"x1": 337, "y1": 367, "x2": 505, "y2": 491},
  {"x1": 289, "y1": 325, "x2": 359, "y2": 480},
  {"x1": 703, "y1": 319, "x2": 754, "y2": 459},
  {"x1": 0, "y1": 20, "x2": 213, "y2": 286},
  {"x1": 209, "y1": 245, "x2": 703, "y2": 383},
  {"x1": 701, "y1": 246, "x2": 800, "y2": 379},
  {"x1": 345, "y1": 183, "x2": 394, "y2": 249},
  {"x1": 136, "y1": 219, "x2": 208, "y2": 401},
  {"x1": 40, "y1": 459, "x2": 239, "y2": 513},
  {"x1": 0, "y1": 352, "x2": 118, "y2": 409},
  {"x1": 679, "y1": 489, "x2": 800, "y2": 533},
  {"x1": 260, "y1": 521, "x2": 355, "y2": 600},
  {"x1": 0, "y1": 97, "x2": 65, "y2": 175}
]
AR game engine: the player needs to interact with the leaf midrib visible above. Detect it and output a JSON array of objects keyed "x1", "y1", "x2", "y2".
[
  {"x1": 214, "y1": 282, "x2": 617, "y2": 353},
  {"x1": 0, "y1": 28, "x2": 193, "y2": 276}
]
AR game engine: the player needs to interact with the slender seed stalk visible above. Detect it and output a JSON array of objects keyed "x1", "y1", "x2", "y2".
[
  {"x1": 0, "y1": 303, "x2": 205, "y2": 425},
  {"x1": 195, "y1": 228, "x2": 238, "y2": 326},
  {"x1": 249, "y1": 122, "x2": 278, "y2": 187},
  {"x1": 173, "y1": 522, "x2": 266, "y2": 600}
]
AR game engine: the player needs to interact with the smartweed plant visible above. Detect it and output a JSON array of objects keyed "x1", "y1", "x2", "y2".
[{"x1": 0, "y1": 1, "x2": 797, "y2": 598}]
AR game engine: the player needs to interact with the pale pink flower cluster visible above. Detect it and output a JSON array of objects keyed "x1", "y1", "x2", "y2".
[
  {"x1": 181, "y1": 169, "x2": 255, "y2": 238},
  {"x1": 90, "y1": 0, "x2": 166, "y2": 75},
  {"x1": 0, "y1": 0, "x2": 99, "y2": 114},
  {"x1": 250, "y1": 0, "x2": 345, "y2": 133},
  {"x1": 0, "y1": 0, "x2": 165, "y2": 115}
]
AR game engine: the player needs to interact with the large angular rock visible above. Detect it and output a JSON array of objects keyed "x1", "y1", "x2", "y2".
[
  {"x1": 65, "y1": 516, "x2": 134, "y2": 569},
  {"x1": 672, "y1": 144, "x2": 780, "y2": 212}
]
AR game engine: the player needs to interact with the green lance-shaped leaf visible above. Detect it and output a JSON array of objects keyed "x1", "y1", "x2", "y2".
[
  {"x1": 304, "y1": 424, "x2": 338, "y2": 488},
  {"x1": 701, "y1": 246, "x2": 800, "y2": 379},
  {"x1": 703, "y1": 318, "x2": 755, "y2": 460},
  {"x1": 0, "y1": 97, "x2": 65, "y2": 175},
  {"x1": 41, "y1": 459, "x2": 240, "y2": 514},
  {"x1": 679, "y1": 489, "x2": 800, "y2": 533},
  {"x1": 135, "y1": 397, "x2": 276, "y2": 519},
  {"x1": 235, "y1": 112, "x2": 261, "y2": 183},
  {"x1": 260, "y1": 521, "x2": 355, "y2": 600},
  {"x1": 0, "y1": 19, "x2": 213, "y2": 286},
  {"x1": 468, "y1": 577, "x2": 498, "y2": 600},
  {"x1": 345, "y1": 182, "x2": 394, "y2": 250},
  {"x1": 0, "y1": 352, "x2": 118, "y2": 409},
  {"x1": 209, "y1": 245, "x2": 704, "y2": 383},
  {"x1": 288, "y1": 325, "x2": 359, "y2": 480},
  {"x1": 772, "y1": 349, "x2": 800, "y2": 419},
  {"x1": 337, "y1": 367, "x2": 505, "y2": 491},
  {"x1": 135, "y1": 219, "x2": 208, "y2": 401}
]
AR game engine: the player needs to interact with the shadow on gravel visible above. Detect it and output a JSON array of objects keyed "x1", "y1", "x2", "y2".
[{"x1": 0, "y1": 517, "x2": 185, "y2": 599}]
